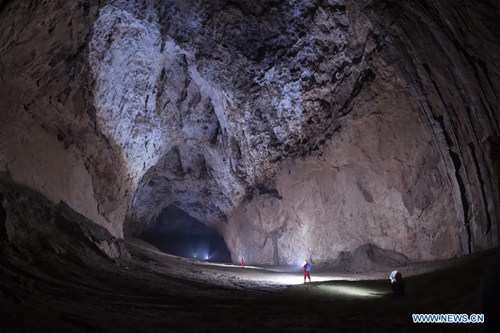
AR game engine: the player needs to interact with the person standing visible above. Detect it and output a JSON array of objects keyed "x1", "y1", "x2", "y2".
[
  {"x1": 303, "y1": 259, "x2": 311, "y2": 283},
  {"x1": 241, "y1": 258, "x2": 245, "y2": 267},
  {"x1": 389, "y1": 270, "x2": 405, "y2": 295}
]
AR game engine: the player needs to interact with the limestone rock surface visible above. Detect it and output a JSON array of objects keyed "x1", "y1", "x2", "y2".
[{"x1": 1, "y1": 0, "x2": 499, "y2": 264}]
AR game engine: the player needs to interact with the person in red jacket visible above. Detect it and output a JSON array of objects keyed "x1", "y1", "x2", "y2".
[
  {"x1": 303, "y1": 259, "x2": 311, "y2": 283},
  {"x1": 241, "y1": 258, "x2": 245, "y2": 267}
]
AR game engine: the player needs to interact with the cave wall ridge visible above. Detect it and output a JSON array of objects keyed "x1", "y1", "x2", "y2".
[{"x1": 1, "y1": 0, "x2": 499, "y2": 264}]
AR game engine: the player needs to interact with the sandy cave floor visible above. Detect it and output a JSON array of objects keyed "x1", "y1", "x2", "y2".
[{"x1": 0, "y1": 238, "x2": 497, "y2": 333}]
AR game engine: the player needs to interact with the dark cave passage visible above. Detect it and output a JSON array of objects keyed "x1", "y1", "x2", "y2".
[{"x1": 139, "y1": 205, "x2": 232, "y2": 263}]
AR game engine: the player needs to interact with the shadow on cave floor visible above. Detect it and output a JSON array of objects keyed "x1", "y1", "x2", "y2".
[{"x1": 1, "y1": 235, "x2": 497, "y2": 333}]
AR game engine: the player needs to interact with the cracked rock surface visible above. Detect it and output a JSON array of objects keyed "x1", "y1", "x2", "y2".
[{"x1": 1, "y1": 0, "x2": 499, "y2": 264}]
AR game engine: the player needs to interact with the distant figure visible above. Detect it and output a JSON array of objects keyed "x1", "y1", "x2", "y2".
[
  {"x1": 303, "y1": 259, "x2": 311, "y2": 283},
  {"x1": 389, "y1": 270, "x2": 405, "y2": 296},
  {"x1": 241, "y1": 258, "x2": 245, "y2": 267}
]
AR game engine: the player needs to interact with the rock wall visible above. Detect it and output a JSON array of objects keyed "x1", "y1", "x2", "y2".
[
  {"x1": 390, "y1": 1, "x2": 500, "y2": 255},
  {"x1": 0, "y1": 174, "x2": 129, "y2": 261},
  {"x1": 226, "y1": 57, "x2": 461, "y2": 264},
  {"x1": 0, "y1": 0, "x2": 128, "y2": 237},
  {"x1": 224, "y1": 1, "x2": 500, "y2": 263},
  {"x1": 1, "y1": 0, "x2": 499, "y2": 264}
]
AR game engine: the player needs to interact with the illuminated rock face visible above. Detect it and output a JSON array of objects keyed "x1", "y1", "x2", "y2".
[
  {"x1": 1, "y1": 0, "x2": 499, "y2": 264},
  {"x1": 0, "y1": 1, "x2": 127, "y2": 237}
]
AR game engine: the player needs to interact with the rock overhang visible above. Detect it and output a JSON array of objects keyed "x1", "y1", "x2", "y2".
[{"x1": 1, "y1": 0, "x2": 499, "y2": 265}]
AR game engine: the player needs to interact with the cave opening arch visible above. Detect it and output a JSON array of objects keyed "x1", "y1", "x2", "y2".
[{"x1": 139, "y1": 204, "x2": 232, "y2": 263}]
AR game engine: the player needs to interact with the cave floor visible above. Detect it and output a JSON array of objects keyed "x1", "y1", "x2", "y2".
[{"x1": 0, "y1": 239, "x2": 494, "y2": 333}]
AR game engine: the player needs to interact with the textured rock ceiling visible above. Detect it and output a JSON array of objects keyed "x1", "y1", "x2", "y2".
[{"x1": 0, "y1": 0, "x2": 499, "y2": 264}]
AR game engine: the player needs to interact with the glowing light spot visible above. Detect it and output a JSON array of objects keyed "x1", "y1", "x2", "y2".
[{"x1": 319, "y1": 285, "x2": 384, "y2": 298}]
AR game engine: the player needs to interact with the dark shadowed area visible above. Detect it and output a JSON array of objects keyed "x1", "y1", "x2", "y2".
[{"x1": 140, "y1": 205, "x2": 232, "y2": 262}]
